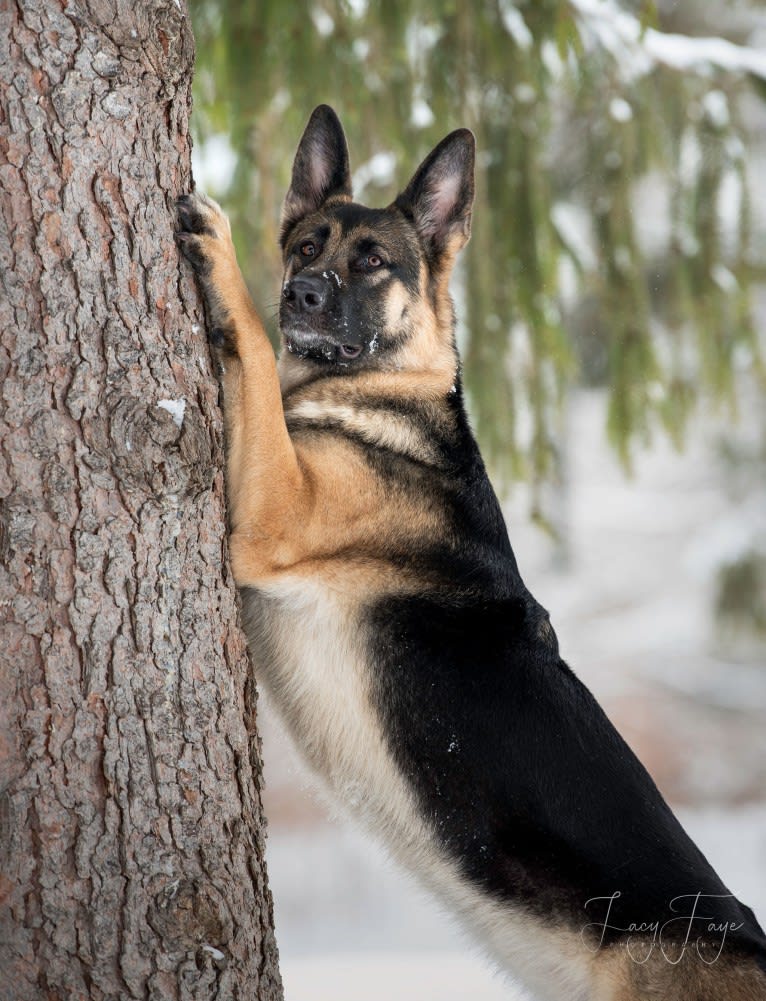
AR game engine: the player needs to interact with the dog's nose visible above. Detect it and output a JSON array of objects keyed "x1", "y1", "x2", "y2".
[{"x1": 284, "y1": 275, "x2": 330, "y2": 313}]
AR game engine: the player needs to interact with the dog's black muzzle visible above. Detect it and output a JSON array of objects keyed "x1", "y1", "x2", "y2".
[
  {"x1": 283, "y1": 274, "x2": 331, "y2": 315},
  {"x1": 281, "y1": 273, "x2": 364, "y2": 362}
]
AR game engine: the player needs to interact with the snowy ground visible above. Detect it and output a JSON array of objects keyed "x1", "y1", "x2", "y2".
[
  {"x1": 282, "y1": 952, "x2": 515, "y2": 1001},
  {"x1": 258, "y1": 388, "x2": 766, "y2": 1001}
]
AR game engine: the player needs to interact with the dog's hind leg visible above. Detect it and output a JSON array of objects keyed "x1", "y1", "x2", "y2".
[{"x1": 591, "y1": 941, "x2": 766, "y2": 1001}]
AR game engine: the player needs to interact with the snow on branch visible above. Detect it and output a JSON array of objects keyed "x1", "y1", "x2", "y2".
[{"x1": 571, "y1": 0, "x2": 766, "y2": 82}]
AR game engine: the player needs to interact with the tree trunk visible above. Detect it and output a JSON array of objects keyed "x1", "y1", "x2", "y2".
[{"x1": 0, "y1": 2, "x2": 283, "y2": 998}]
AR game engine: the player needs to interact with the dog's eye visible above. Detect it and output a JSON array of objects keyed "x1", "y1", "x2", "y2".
[
  {"x1": 356, "y1": 254, "x2": 383, "y2": 270},
  {"x1": 352, "y1": 252, "x2": 386, "y2": 273},
  {"x1": 300, "y1": 242, "x2": 316, "y2": 258}
]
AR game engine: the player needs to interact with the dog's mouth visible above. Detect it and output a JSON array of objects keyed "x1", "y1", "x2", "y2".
[
  {"x1": 283, "y1": 326, "x2": 364, "y2": 363},
  {"x1": 338, "y1": 343, "x2": 362, "y2": 359}
]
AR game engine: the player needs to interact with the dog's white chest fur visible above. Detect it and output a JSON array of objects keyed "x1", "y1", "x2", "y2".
[{"x1": 244, "y1": 575, "x2": 419, "y2": 840}]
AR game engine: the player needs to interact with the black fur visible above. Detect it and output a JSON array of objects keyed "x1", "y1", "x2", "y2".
[
  {"x1": 366, "y1": 411, "x2": 766, "y2": 962},
  {"x1": 176, "y1": 193, "x2": 215, "y2": 239}
]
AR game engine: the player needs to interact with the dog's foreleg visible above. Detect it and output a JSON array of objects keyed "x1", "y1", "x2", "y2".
[{"x1": 176, "y1": 193, "x2": 304, "y2": 579}]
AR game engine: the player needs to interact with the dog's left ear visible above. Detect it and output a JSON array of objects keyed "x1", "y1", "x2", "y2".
[
  {"x1": 395, "y1": 129, "x2": 475, "y2": 266},
  {"x1": 281, "y1": 105, "x2": 352, "y2": 245}
]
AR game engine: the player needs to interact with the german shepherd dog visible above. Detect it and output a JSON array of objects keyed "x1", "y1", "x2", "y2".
[{"x1": 177, "y1": 106, "x2": 766, "y2": 1000}]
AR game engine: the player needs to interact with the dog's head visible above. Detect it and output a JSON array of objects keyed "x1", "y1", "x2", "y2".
[{"x1": 278, "y1": 105, "x2": 474, "y2": 381}]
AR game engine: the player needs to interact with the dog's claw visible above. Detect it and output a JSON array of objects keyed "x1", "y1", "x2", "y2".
[
  {"x1": 175, "y1": 191, "x2": 235, "y2": 352},
  {"x1": 175, "y1": 192, "x2": 216, "y2": 238}
]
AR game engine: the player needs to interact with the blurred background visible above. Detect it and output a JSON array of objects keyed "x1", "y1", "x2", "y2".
[{"x1": 188, "y1": 1, "x2": 766, "y2": 997}]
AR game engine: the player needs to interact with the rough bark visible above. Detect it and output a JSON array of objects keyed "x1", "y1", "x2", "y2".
[{"x1": 0, "y1": 2, "x2": 283, "y2": 998}]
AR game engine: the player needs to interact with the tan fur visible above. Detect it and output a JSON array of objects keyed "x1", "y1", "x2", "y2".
[
  {"x1": 388, "y1": 263, "x2": 456, "y2": 382},
  {"x1": 229, "y1": 429, "x2": 439, "y2": 590},
  {"x1": 592, "y1": 941, "x2": 766, "y2": 1000},
  {"x1": 182, "y1": 196, "x2": 302, "y2": 540},
  {"x1": 187, "y1": 197, "x2": 459, "y2": 592}
]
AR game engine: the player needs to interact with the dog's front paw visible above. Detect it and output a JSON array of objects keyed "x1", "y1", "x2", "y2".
[
  {"x1": 176, "y1": 191, "x2": 229, "y2": 273},
  {"x1": 176, "y1": 192, "x2": 237, "y2": 349}
]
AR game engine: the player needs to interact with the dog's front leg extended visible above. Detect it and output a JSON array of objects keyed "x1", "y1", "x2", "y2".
[{"x1": 176, "y1": 193, "x2": 304, "y2": 581}]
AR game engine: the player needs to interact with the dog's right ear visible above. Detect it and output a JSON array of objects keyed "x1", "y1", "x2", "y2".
[
  {"x1": 394, "y1": 129, "x2": 475, "y2": 269},
  {"x1": 280, "y1": 105, "x2": 352, "y2": 246}
]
